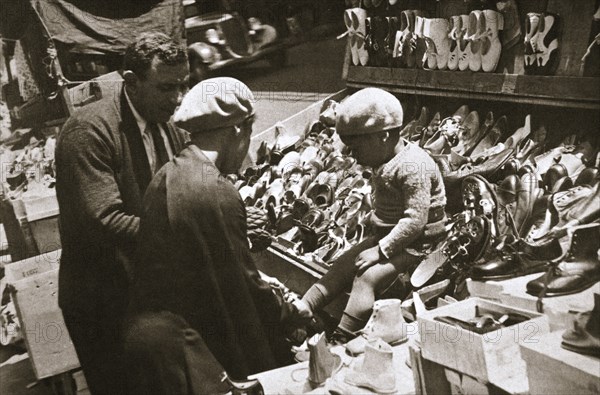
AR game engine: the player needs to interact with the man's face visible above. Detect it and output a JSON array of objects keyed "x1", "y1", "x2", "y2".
[
  {"x1": 130, "y1": 57, "x2": 189, "y2": 123},
  {"x1": 223, "y1": 119, "x2": 254, "y2": 174}
]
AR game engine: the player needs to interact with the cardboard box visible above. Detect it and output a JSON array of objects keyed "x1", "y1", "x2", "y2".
[
  {"x1": 418, "y1": 297, "x2": 549, "y2": 387},
  {"x1": 520, "y1": 331, "x2": 600, "y2": 395},
  {"x1": 3, "y1": 250, "x2": 60, "y2": 283},
  {"x1": 9, "y1": 268, "x2": 80, "y2": 379},
  {"x1": 467, "y1": 277, "x2": 600, "y2": 331}
]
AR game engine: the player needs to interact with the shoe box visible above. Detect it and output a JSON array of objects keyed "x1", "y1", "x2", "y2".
[
  {"x1": 520, "y1": 331, "x2": 600, "y2": 395},
  {"x1": 7, "y1": 265, "x2": 80, "y2": 379},
  {"x1": 417, "y1": 297, "x2": 549, "y2": 388}
]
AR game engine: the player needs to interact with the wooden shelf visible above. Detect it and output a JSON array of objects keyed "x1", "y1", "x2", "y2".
[{"x1": 345, "y1": 66, "x2": 600, "y2": 110}]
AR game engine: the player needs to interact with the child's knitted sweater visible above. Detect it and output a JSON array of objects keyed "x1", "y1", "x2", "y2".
[{"x1": 370, "y1": 140, "x2": 447, "y2": 258}]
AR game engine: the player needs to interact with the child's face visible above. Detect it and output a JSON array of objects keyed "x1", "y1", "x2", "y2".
[{"x1": 340, "y1": 133, "x2": 388, "y2": 168}]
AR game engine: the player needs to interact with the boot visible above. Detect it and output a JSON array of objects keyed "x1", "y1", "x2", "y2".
[
  {"x1": 532, "y1": 183, "x2": 600, "y2": 241},
  {"x1": 527, "y1": 223, "x2": 600, "y2": 297},
  {"x1": 344, "y1": 339, "x2": 396, "y2": 394},
  {"x1": 345, "y1": 299, "x2": 408, "y2": 356},
  {"x1": 462, "y1": 174, "x2": 498, "y2": 220},
  {"x1": 308, "y1": 332, "x2": 342, "y2": 388},
  {"x1": 470, "y1": 237, "x2": 562, "y2": 281},
  {"x1": 561, "y1": 293, "x2": 600, "y2": 357}
]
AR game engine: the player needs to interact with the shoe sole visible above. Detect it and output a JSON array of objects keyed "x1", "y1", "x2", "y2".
[
  {"x1": 560, "y1": 342, "x2": 600, "y2": 358},
  {"x1": 346, "y1": 336, "x2": 408, "y2": 357},
  {"x1": 471, "y1": 262, "x2": 548, "y2": 282},
  {"x1": 526, "y1": 277, "x2": 600, "y2": 297}
]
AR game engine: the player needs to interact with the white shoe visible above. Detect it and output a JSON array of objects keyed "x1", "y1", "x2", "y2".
[
  {"x1": 345, "y1": 299, "x2": 408, "y2": 356},
  {"x1": 345, "y1": 339, "x2": 396, "y2": 394},
  {"x1": 480, "y1": 10, "x2": 504, "y2": 72},
  {"x1": 466, "y1": 10, "x2": 484, "y2": 72},
  {"x1": 422, "y1": 18, "x2": 451, "y2": 70}
]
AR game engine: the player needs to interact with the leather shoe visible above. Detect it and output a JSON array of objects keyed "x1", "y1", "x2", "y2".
[
  {"x1": 527, "y1": 223, "x2": 600, "y2": 297},
  {"x1": 533, "y1": 183, "x2": 600, "y2": 241},
  {"x1": 445, "y1": 147, "x2": 515, "y2": 184},
  {"x1": 400, "y1": 106, "x2": 430, "y2": 139},
  {"x1": 561, "y1": 293, "x2": 600, "y2": 357},
  {"x1": 575, "y1": 166, "x2": 600, "y2": 187},
  {"x1": 514, "y1": 172, "x2": 544, "y2": 237},
  {"x1": 417, "y1": 111, "x2": 441, "y2": 146},
  {"x1": 470, "y1": 115, "x2": 506, "y2": 157},
  {"x1": 471, "y1": 237, "x2": 562, "y2": 280}
]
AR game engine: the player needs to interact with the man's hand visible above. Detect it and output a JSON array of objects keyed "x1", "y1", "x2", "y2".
[{"x1": 355, "y1": 245, "x2": 384, "y2": 274}]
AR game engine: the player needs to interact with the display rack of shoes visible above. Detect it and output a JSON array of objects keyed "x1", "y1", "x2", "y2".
[{"x1": 343, "y1": 0, "x2": 600, "y2": 109}]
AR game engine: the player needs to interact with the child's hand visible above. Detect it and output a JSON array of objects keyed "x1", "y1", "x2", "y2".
[{"x1": 355, "y1": 245, "x2": 384, "y2": 274}]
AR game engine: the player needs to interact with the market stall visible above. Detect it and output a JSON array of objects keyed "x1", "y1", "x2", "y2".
[
  {"x1": 242, "y1": 0, "x2": 600, "y2": 393},
  {"x1": 0, "y1": 0, "x2": 599, "y2": 394}
]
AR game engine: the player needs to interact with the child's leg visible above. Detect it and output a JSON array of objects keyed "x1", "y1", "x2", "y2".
[
  {"x1": 338, "y1": 251, "x2": 422, "y2": 334},
  {"x1": 301, "y1": 237, "x2": 378, "y2": 314}
]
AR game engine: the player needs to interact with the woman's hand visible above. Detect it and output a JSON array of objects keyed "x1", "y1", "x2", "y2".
[{"x1": 355, "y1": 245, "x2": 384, "y2": 274}]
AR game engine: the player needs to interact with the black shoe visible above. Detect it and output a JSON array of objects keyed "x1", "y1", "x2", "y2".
[
  {"x1": 327, "y1": 328, "x2": 356, "y2": 346},
  {"x1": 527, "y1": 223, "x2": 600, "y2": 297},
  {"x1": 561, "y1": 293, "x2": 600, "y2": 357},
  {"x1": 471, "y1": 237, "x2": 562, "y2": 281}
]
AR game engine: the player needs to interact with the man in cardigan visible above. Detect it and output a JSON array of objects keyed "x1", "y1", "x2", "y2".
[
  {"x1": 124, "y1": 78, "x2": 297, "y2": 394},
  {"x1": 55, "y1": 32, "x2": 189, "y2": 394}
]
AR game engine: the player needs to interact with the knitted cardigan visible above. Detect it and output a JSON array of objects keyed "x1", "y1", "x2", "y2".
[{"x1": 370, "y1": 140, "x2": 447, "y2": 258}]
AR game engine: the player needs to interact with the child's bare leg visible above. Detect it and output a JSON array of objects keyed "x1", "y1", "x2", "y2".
[
  {"x1": 338, "y1": 251, "x2": 421, "y2": 334},
  {"x1": 298, "y1": 237, "x2": 378, "y2": 317}
]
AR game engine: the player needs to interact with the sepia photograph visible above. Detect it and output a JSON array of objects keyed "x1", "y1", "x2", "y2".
[{"x1": 0, "y1": 0, "x2": 599, "y2": 394}]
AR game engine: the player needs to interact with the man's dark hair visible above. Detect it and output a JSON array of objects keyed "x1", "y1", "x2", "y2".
[{"x1": 124, "y1": 31, "x2": 188, "y2": 79}]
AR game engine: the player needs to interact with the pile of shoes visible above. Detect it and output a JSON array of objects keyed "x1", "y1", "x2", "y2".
[
  {"x1": 1, "y1": 133, "x2": 56, "y2": 198},
  {"x1": 342, "y1": 0, "x2": 565, "y2": 75},
  {"x1": 342, "y1": 1, "x2": 508, "y2": 73},
  {"x1": 241, "y1": 96, "x2": 600, "y2": 300},
  {"x1": 233, "y1": 102, "x2": 373, "y2": 268},
  {"x1": 396, "y1": 102, "x2": 600, "y2": 298},
  {"x1": 299, "y1": 299, "x2": 406, "y2": 393}
]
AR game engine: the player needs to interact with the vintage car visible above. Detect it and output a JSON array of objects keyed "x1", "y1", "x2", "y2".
[{"x1": 184, "y1": 0, "x2": 288, "y2": 83}]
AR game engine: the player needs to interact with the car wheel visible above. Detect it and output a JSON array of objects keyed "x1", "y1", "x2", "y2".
[{"x1": 267, "y1": 49, "x2": 287, "y2": 68}]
